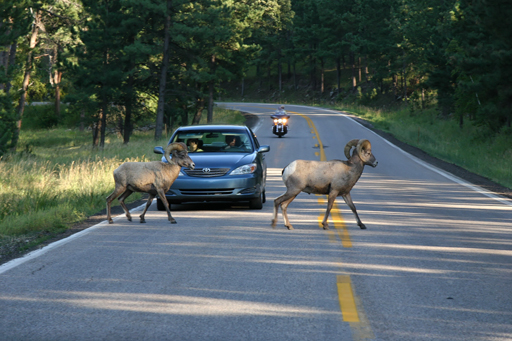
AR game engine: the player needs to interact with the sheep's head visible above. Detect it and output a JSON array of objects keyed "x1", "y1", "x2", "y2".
[
  {"x1": 165, "y1": 142, "x2": 195, "y2": 169},
  {"x1": 344, "y1": 139, "x2": 378, "y2": 168}
]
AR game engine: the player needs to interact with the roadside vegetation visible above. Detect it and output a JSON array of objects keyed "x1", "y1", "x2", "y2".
[
  {"x1": 224, "y1": 67, "x2": 512, "y2": 191},
  {"x1": 0, "y1": 106, "x2": 245, "y2": 260},
  {"x1": 337, "y1": 105, "x2": 512, "y2": 190},
  {"x1": 1, "y1": 0, "x2": 511, "y2": 260}
]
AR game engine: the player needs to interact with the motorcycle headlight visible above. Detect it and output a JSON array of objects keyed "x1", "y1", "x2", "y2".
[
  {"x1": 282, "y1": 118, "x2": 287, "y2": 123},
  {"x1": 274, "y1": 119, "x2": 278, "y2": 123},
  {"x1": 230, "y1": 163, "x2": 257, "y2": 175},
  {"x1": 278, "y1": 118, "x2": 283, "y2": 123}
]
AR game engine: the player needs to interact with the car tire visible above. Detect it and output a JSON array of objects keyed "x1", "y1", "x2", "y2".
[
  {"x1": 249, "y1": 193, "x2": 263, "y2": 209},
  {"x1": 262, "y1": 190, "x2": 266, "y2": 204},
  {"x1": 156, "y1": 198, "x2": 167, "y2": 211}
]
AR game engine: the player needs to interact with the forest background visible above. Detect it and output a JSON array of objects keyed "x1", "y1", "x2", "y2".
[{"x1": 1, "y1": 0, "x2": 511, "y2": 258}]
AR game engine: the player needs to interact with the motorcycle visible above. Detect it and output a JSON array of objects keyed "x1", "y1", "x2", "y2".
[{"x1": 271, "y1": 111, "x2": 290, "y2": 138}]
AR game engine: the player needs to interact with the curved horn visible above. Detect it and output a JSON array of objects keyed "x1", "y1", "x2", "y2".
[
  {"x1": 356, "y1": 139, "x2": 372, "y2": 162},
  {"x1": 164, "y1": 142, "x2": 187, "y2": 164},
  {"x1": 344, "y1": 139, "x2": 359, "y2": 159}
]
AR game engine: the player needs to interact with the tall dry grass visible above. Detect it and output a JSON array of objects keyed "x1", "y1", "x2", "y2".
[{"x1": 0, "y1": 106, "x2": 245, "y2": 241}]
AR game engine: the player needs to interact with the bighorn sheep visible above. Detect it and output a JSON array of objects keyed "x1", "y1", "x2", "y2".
[
  {"x1": 271, "y1": 139, "x2": 377, "y2": 230},
  {"x1": 106, "y1": 142, "x2": 195, "y2": 224}
]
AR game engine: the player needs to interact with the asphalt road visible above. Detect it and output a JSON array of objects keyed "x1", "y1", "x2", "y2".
[{"x1": 1, "y1": 103, "x2": 511, "y2": 340}]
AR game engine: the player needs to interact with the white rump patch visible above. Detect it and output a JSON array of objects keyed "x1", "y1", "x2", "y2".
[{"x1": 282, "y1": 161, "x2": 297, "y2": 182}]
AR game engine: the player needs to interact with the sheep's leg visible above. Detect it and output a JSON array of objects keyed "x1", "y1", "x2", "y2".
[
  {"x1": 139, "y1": 194, "x2": 155, "y2": 223},
  {"x1": 273, "y1": 190, "x2": 299, "y2": 230},
  {"x1": 157, "y1": 189, "x2": 176, "y2": 224},
  {"x1": 271, "y1": 192, "x2": 287, "y2": 228},
  {"x1": 118, "y1": 189, "x2": 133, "y2": 222},
  {"x1": 342, "y1": 193, "x2": 366, "y2": 229},
  {"x1": 321, "y1": 190, "x2": 339, "y2": 230},
  {"x1": 106, "y1": 186, "x2": 126, "y2": 224}
]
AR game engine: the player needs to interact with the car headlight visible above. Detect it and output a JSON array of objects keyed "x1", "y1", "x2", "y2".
[{"x1": 230, "y1": 163, "x2": 257, "y2": 175}]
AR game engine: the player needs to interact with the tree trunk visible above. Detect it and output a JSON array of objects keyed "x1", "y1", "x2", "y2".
[
  {"x1": 320, "y1": 58, "x2": 325, "y2": 94},
  {"x1": 4, "y1": 43, "x2": 16, "y2": 93},
  {"x1": 257, "y1": 64, "x2": 261, "y2": 91},
  {"x1": 350, "y1": 52, "x2": 356, "y2": 91},
  {"x1": 336, "y1": 57, "x2": 341, "y2": 93},
  {"x1": 192, "y1": 96, "x2": 205, "y2": 125},
  {"x1": 100, "y1": 101, "x2": 107, "y2": 148},
  {"x1": 207, "y1": 80, "x2": 214, "y2": 123},
  {"x1": 358, "y1": 57, "x2": 362, "y2": 83},
  {"x1": 267, "y1": 64, "x2": 271, "y2": 91},
  {"x1": 11, "y1": 10, "x2": 41, "y2": 152},
  {"x1": 278, "y1": 58, "x2": 282, "y2": 94},
  {"x1": 207, "y1": 54, "x2": 216, "y2": 123},
  {"x1": 123, "y1": 100, "x2": 132, "y2": 144},
  {"x1": 364, "y1": 55, "x2": 369, "y2": 83},
  {"x1": 403, "y1": 51, "x2": 407, "y2": 102},
  {"x1": 293, "y1": 62, "x2": 297, "y2": 90},
  {"x1": 79, "y1": 108, "x2": 85, "y2": 132},
  {"x1": 393, "y1": 74, "x2": 397, "y2": 98},
  {"x1": 155, "y1": 0, "x2": 172, "y2": 140},
  {"x1": 54, "y1": 70, "x2": 62, "y2": 118},
  {"x1": 92, "y1": 116, "x2": 100, "y2": 147}
]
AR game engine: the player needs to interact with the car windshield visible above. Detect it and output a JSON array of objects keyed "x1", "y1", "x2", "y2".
[{"x1": 172, "y1": 130, "x2": 253, "y2": 153}]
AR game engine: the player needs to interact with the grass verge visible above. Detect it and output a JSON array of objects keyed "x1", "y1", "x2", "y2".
[
  {"x1": 327, "y1": 104, "x2": 512, "y2": 190},
  {"x1": 0, "y1": 106, "x2": 246, "y2": 261}
]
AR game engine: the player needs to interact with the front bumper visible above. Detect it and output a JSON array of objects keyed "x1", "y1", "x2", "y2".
[{"x1": 165, "y1": 175, "x2": 262, "y2": 204}]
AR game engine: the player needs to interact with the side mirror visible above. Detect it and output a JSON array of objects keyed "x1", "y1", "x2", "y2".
[
  {"x1": 258, "y1": 145, "x2": 270, "y2": 153},
  {"x1": 153, "y1": 146, "x2": 165, "y2": 154}
]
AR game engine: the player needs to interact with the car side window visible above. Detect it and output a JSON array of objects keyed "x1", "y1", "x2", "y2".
[{"x1": 249, "y1": 128, "x2": 260, "y2": 149}]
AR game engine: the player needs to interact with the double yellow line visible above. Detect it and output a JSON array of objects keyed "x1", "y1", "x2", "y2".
[{"x1": 293, "y1": 110, "x2": 374, "y2": 339}]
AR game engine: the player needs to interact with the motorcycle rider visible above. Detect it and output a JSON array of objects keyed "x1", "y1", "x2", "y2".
[
  {"x1": 271, "y1": 105, "x2": 290, "y2": 136},
  {"x1": 273, "y1": 105, "x2": 288, "y2": 117}
]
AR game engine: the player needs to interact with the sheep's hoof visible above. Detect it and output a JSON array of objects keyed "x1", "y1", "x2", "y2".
[
  {"x1": 127, "y1": 216, "x2": 132, "y2": 222},
  {"x1": 286, "y1": 225, "x2": 294, "y2": 230},
  {"x1": 108, "y1": 219, "x2": 114, "y2": 224},
  {"x1": 140, "y1": 217, "x2": 146, "y2": 223},
  {"x1": 359, "y1": 224, "x2": 367, "y2": 230},
  {"x1": 323, "y1": 226, "x2": 330, "y2": 230},
  {"x1": 271, "y1": 220, "x2": 277, "y2": 228},
  {"x1": 169, "y1": 218, "x2": 177, "y2": 224}
]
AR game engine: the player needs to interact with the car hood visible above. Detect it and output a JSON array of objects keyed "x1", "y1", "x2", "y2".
[{"x1": 165, "y1": 152, "x2": 256, "y2": 169}]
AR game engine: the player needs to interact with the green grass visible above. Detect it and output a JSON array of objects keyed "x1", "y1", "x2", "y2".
[
  {"x1": 224, "y1": 72, "x2": 512, "y2": 190},
  {"x1": 0, "y1": 107, "x2": 246, "y2": 245},
  {"x1": 328, "y1": 104, "x2": 512, "y2": 190}
]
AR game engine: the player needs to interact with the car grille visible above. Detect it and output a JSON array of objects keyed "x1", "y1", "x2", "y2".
[
  {"x1": 179, "y1": 188, "x2": 235, "y2": 195},
  {"x1": 183, "y1": 168, "x2": 230, "y2": 177}
]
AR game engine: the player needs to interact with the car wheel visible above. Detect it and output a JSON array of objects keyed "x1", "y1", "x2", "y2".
[
  {"x1": 249, "y1": 193, "x2": 263, "y2": 209},
  {"x1": 156, "y1": 198, "x2": 167, "y2": 211},
  {"x1": 262, "y1": 190, "x2": 266, "y2": 204}
]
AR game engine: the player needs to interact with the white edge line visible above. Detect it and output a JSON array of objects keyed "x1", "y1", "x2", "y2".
[
  {"x1": 220, "y1": 102, "x2": 511, "y2": 207},
  {"x1": 311, "y1": 106, "x2": 512, "y2": 208},
  {"x1": 0, "y1": 202, "x2": 151, "y2": 275}
]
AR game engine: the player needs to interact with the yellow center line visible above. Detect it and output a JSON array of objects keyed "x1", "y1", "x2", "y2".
[
  {"x1": 337, "y1": 275, "x2": 360, "y2": 322},
  {"x1": 294, "y1": 111, "x2": 373, "y2": 339},
  {"x1": 331, "y1": 202, "x2": 353, "y2": 248}
]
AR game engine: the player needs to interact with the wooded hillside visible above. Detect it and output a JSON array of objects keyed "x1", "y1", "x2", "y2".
[{"x1": 1, "y1": 0, "x2": 510, "y2": 154}]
